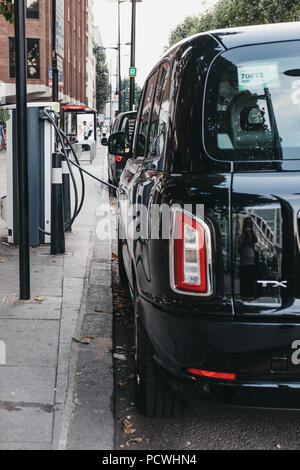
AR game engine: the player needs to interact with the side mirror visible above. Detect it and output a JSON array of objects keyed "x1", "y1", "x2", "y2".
[
  {"x1": 101, "y1": 137, "x2": 108, "y2": 146},
  {"x1": 108, "y1": 132, "x2": 125, "y2": 155}
]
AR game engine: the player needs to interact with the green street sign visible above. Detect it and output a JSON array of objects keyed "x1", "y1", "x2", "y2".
[{"x1": 129, "y1": 67, "x2": 137, "y2": 78}]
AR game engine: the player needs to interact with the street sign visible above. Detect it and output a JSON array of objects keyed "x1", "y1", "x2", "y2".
[{"x1": 129, "y1": 67, "x2": 137, "y2": 78}]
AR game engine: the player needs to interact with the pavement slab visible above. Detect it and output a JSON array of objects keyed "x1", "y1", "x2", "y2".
[{"x1": 0, "y1": 143, "x2": 114, "y2": 450}]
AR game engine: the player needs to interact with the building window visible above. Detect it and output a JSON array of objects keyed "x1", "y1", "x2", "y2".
[
  {"x1": 9, "y1": 38, "x2": 40, "y2": 79},
  {"x1": 26, "y1": 0, "x2": 39, "y2": 19}
]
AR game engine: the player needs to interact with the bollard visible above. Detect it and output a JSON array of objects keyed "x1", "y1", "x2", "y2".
[
  {"x1": 51, "y1": 152, "x2": 65, "y2": 255},
  {"x1": 62, "y1": 149, "x2": 72, "y2": 232}
]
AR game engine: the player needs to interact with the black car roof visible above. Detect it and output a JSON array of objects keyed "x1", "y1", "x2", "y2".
[
  {"x1": 164, "y1": 21, "x2": 300, "y2": 60},
  {"x1": 118, "y1": 111, "x2": 137, "y2": 119},
  {"x1": 210, "y1": 21, "x2": 300, "y2": 49}
]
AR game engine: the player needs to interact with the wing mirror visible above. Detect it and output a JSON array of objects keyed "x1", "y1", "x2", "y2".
[{"x1": 108, "y1": 132, "x2": 126, "y2": 155}]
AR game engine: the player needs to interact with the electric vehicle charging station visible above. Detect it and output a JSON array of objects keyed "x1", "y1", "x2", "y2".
[
  {"x1": 1, "y1": 102, "x2": 59, "y2": 247},
  {"x1": 0, "y1": 101, "x2": 116, "y2": 252}
]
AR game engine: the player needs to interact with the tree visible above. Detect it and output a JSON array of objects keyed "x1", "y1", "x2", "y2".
[
  {"x1": 94, "y1": 46, "x2": 111, "y2": 114},
  {"x1": 121, "y1": 78, "x2": 142, "y2": 112},
  {"x1": 0, "y1": 0, "x2": 14, "y2": 24},
  {"x1": 168, "y1": 0, "x2": 300, "y2": 47},
  {"x1": 0, "y1": 107, "x2": 10, "y2": 122},
  {"x1": 168, "y1": 15, "x2": 200, "y2": 49}
]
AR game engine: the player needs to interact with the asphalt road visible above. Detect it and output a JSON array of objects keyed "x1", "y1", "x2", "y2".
[{"x1": 110, "y1": 194, "x2": 300, "y2": 452}]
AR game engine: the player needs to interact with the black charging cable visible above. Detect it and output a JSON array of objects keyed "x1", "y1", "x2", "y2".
[{"x1": 39, "y1": 109, "x2": 118, "y2": 237}]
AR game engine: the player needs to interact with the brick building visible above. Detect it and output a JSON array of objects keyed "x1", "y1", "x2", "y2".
[{"x1": 0, "y1": 0, "x2": 97, "y2": 107}]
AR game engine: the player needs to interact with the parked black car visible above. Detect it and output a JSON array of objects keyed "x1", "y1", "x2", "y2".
[
  {"x1": 106, "y1": 111, "x2": 137, "y2": 186},
  {"x1": 109, "y1": 22, "x2": 300, "y2": 417}
]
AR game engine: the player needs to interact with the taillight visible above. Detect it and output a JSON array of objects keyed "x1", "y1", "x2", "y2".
[
  {"x1": 187, "y1": 369, "x2": 236, "y2": 381},
  {"x1": 116, "y1": 155, "x2": 123, "y2": 163},
  {"x1": 171, "y1": 210, "x2": 212, "y2": 295}
]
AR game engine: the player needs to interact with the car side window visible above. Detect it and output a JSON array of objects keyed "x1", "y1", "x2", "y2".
[
  {"x1": 135, "y1": 71, "x2": 158, "y2": 158},
  {"x1": 113, "y1": 117, "x2": 120, "y2": 133},
  {"x1": 148, "y1": 62, "x2": 170, "y2": 160}
]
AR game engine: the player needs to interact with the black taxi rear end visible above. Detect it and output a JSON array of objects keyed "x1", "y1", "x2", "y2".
[{"x1": 111, "y1": 22, "x2": 300, "y2": 416}]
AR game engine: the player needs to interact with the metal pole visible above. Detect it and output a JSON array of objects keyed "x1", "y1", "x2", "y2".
[
  {"x1": 51, "y1": 152, "x2": 65, "y2": 255},
  {"x1": 118, "y1": 0, "x2": 122, "y2": 114},
  {"x1": 52, "y1": 0, "x2": 59, "y2": 102},
  {"x1": 129, "y1": 0, "x2": 136, "y2": 111},
  {"x1": 62, "y1": 152, "x2": 72, "y2": 232},
  {"x1": 110, "y1": 60, "x2": 113, "y2": 123},
  {"x1": 14, "y1": 0, "x2": 30, "y2": 300}
]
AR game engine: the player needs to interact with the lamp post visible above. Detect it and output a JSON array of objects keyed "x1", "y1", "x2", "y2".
[
  {"x1": 106, "y1": 0, "x2": 142, "y2": 112},
  {"x1": 14, "y1": 0, "x2": 30, "y2": 300},
  {"x1": 129, "y1": 0, "x2": 142, "y2": 110},
  {"x1": 52, "y1": 0, "x2": 58, "y2": 102},
  {"x1": 97, "y1": 43, "x2": 130, "y2": 115}
]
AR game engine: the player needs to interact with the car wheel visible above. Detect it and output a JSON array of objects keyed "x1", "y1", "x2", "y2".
[
  {"x1": 134, "y1": 288, "x2": 185, "y2": 418},
  {"x1": 118, "y1": 223, "x2": 127, "y2": 283}
]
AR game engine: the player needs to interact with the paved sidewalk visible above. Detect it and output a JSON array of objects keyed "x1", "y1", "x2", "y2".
[
  {"x1": 0, "y1": 149, "x2": 6, "y2": 200},
  {"x1": 0, "y1": 144, "x2": 114, "y2": 450},
  {"x1": 0, "y1": 149, "x2": 7, "y2": 238}
]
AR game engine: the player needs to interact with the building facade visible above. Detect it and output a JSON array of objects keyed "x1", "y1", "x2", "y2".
[
  {"x1": 86, "y1": 0, "x2": 95, "y2": 109},
  {"x1": 0, "y1": 0, "x2": 96, "y2": 107}
]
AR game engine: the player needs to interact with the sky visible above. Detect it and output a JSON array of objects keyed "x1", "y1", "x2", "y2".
[{"x1": 93, "y1": 0, "x2": 217, "y2": 88}]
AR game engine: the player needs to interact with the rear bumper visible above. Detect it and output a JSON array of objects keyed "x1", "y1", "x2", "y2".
[
  {"x1": 139, "y1": 295, "x2": 300, "y2": 411},
  {"x1": 161, "y1": 368, "x2": 300, "y2": 413}
]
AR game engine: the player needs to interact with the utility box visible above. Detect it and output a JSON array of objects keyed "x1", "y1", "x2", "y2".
[{"x1": 2, "y1": 102, "x2": 58, "y2": 246}]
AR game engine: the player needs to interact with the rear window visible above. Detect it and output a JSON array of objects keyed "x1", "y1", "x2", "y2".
[
  {"x1": 204, "y1": 41, "x2": 300, "y2": 161},
  {"x1": 121, "y1": 114, "x2": 136, "y2": 146}
]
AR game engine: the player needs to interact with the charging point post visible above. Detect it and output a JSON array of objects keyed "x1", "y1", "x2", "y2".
[
  {"x1": 62, "y1": 150, "x2": 72, "y2": 232},
  {"x1": 51, "y1": 152, "x2": 65, "y2": 255}
]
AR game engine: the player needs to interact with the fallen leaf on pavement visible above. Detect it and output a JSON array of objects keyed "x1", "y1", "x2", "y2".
[
  {"x1": 121, "y1": 418, "x2": 136, "y2": 436},
  {"x1": 126, "y1": 438, "x2": 142, "y2": 446},
  {"x1": 72, "y1": 336, "x2": 92, "y2": 345},
  {"x1": 34, "y1": 296, "x2": 45, "y2": 302}
]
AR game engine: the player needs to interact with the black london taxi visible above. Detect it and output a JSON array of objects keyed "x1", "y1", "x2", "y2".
[
  {"x1": 108, "y1": 22, "x2": 300, "y2": 417},
  {"x1": 106, "y1": 111, "x2": 137, "y2": 186}
]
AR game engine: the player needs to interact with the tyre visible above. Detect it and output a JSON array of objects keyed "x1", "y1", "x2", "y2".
[
  {"x1": 134, "y1": 289, "x2": 185, "y2": 418},
  {"x1": 107, "y1": 167, "x2": 113, "y2": 185},
  {"x1": 118, "y1": 223, "x2": 127, "y2": 283}
]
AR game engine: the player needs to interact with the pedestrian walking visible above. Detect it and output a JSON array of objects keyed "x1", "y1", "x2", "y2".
[{"x1": 82, "y1": 121, "x2": 90, "y2": 151}]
